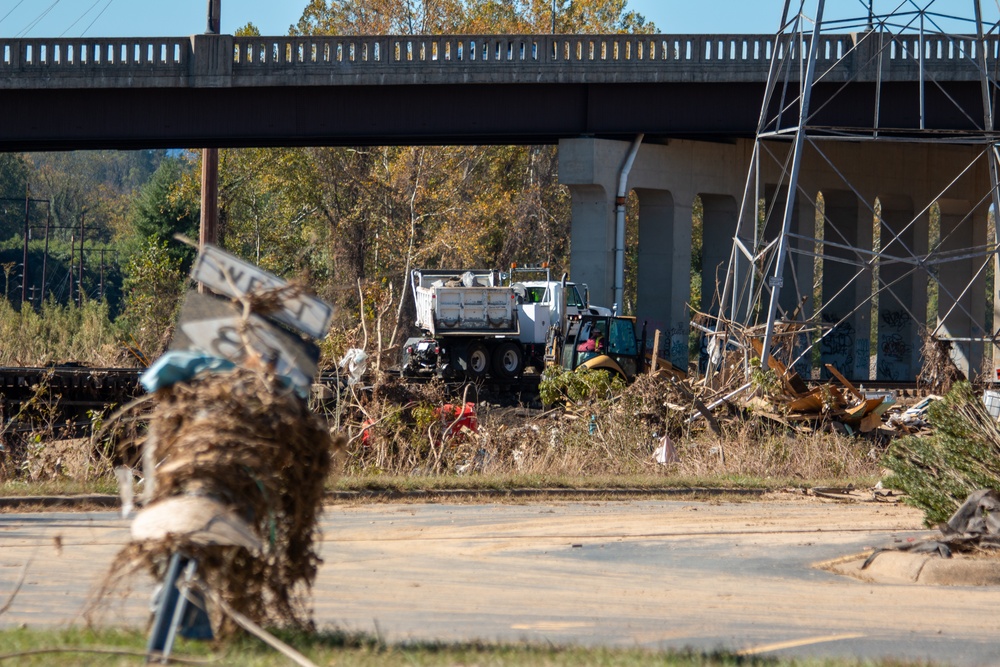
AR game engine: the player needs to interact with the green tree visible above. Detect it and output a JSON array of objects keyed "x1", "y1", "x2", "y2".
[
  {"x1": 294, "y1": 0, "x2": 656, "y2": 35},
  {"x1": 0, "y1": 154, "x2": 30, "y2": 239},
  {"x1": 116, "y1": 238, "x2": 186, "y2": 362},
  {"x1": 127, "y1": 156, "x2": 199, "y2": 270}
]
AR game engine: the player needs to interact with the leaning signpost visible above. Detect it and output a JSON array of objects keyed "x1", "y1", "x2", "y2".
[{"x1": 100, "y1": 244, "x2": 338, "y2": 664}]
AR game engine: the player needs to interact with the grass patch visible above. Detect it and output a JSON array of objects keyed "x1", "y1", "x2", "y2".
[
  {"x1": 0, "y1": 478, "x2": 118, "y2": 497},
  {"x1": 333, "y1": 473, "x2": 880, "y2": 494},
  {"x1": 0, "y1": 472, "x2": 885, "y2": 503},
  {"x1": 0, "y1": 627, "x2": 935, "y2": 666}
]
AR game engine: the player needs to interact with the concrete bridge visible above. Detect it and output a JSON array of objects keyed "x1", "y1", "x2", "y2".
[
  {"x1": 3, "y1": 31, "x2": 996, "y2": 380},
  {"x1": 0, "y1": 32, "x2": 993, "y2": 149}
]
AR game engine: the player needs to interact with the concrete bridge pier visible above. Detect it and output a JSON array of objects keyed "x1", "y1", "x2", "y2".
[
  {"x1": 700, "y1": 195, "x2": 739, "y2": 316},
  {"x1": 559, "y1": 137, "x2": 749, "y2": 368},
  {"x1": 875, "y1": 195, "x2": 926, "y2": 382},
  {"x1": 560, "y1": 137, "x2": 993, "y2": 381},
  {"x1": 635, "y1": 187, "x2": 687, "y2": 365},
  {"x1": 935, "y1": 198, "x2": 987, "y2": 377},
  {"x1": 759, "y1": 185, "x2": 817, "y2": 378},
  {"x1": 820, "y1": 190, "x2": 874, "y2": 382}
]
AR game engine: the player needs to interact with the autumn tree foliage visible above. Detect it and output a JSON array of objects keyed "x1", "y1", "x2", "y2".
[
  {"x1": 198, "y1": 1, "x2": 656, "y2": 368},
  {"x1": 0, "y1": 0, "x2": 655, "y2": 367},
  {"x1": 0, "y1": 1, "x2": 652, "y2": 366}
]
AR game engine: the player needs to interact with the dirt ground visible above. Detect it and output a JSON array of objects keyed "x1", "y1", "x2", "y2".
[{"x1": 3, "y1": 493, "x2": 1000, "y2": 664}]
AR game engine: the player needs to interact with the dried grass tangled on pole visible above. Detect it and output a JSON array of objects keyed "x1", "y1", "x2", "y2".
[{"x1": 105, "y1": 366, "x2": 339, "y2": 632}]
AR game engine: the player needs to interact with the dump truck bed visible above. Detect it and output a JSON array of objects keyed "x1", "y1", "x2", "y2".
[{"x1": 412, "y1": 269, "x2": 519, "y2": 336}]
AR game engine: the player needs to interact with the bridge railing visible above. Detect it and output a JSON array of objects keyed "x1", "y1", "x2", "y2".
[
  {"x1": 230, "y1": 34, "x2": 789, "y2": 67},
  {"x1": 229, "y1": 33, "x2": 999, "y2": 65},
  {"x1": 0, "y1": 32, "x2": 995, "y2": 84},
  {"x1": 0, "y1": 37, "x2": 188, "y2": 69}
]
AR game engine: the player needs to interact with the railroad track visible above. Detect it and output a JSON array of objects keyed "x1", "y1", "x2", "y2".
[
  {"x1": 0, "y1": 365, "x2": 920, "y2": 400},
  {"x1": 0, "y1": 365, "x2": 545, "y2": 413},
  {"x1": 0, "y1": 365, "x2": 923, "y2": 432}
]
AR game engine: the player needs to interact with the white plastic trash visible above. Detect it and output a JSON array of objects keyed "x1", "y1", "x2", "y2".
[
  {"x1": 984, "y1": 390, "x2": 1000, "y2": 419},
  {"x1": 338, "y1": 348, "x2": 368, "y2": 386}
]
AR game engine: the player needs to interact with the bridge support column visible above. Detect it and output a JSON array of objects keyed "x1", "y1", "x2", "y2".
[
  {"x1": 763, "y1": 185, "x2": 816, "y2": 377},
  {"x1": 565, "y1": 182, "x2": 615, "y2": 309},
  {"x1": 876, "y1": 196, "x2": 925, "y2": 382},
  {"x1": 635, "y1": 189, "x2": 691, "y2": 368},
  {"x1": 560, "y1": 137, "x2": 749, "y2": 371},
  {"x1": 700, "y1": 195, "x2": 739, "y2": 315},
  {"x1": 820, "y1": 190, "x2": 872, "y2": 381},
  {"x1": 936, "y1": 199, "x2": 984, "y2": 377}
]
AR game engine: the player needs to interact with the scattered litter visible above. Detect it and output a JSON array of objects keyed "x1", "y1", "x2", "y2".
[
  {"x1": 338, "y1": 348, "x2": 368, "y2": 386},
  {"x1": 862, "y1": 489, "x2": 1000, "y2": 570},
  {"x1": 653, "y1": 434, "x2": 679, "y2": 464}
]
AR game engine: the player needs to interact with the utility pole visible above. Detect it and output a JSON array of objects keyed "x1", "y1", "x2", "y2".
[
  {"x1": 206, "y1": 0, "x2": 220, "y2": 33},
  {"x1": 551, "y1": 0, "x2": 556, "y2": 33},
  {"x1": 41, "y1": 209, "x2": 49, "y2": 303},
  {"x1": 68, "y1": 233, "x2": 74, "y2": 304},
  {"x1": 21, "y1": 187, "x2": 29, "y2": 307},
  {"x1": 200, "y1": 0, "x2": 221, "y2": 255},
  {"x1": 78, "y1": 211, "x2": 85, "y2": 306}
]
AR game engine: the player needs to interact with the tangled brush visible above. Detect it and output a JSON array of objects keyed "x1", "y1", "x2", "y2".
[
  {"x1": 883, "y1": 382, "x2": 1000, "y2": 526},
  {"x1": 916, "y1": 330, "x2": 965, "y2": 394},
  {"x1": 100, "y1": 365, "x2": 340, "y2": 633}
]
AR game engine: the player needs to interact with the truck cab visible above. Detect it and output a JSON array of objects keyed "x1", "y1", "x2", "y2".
[{"x1": 512, "y1": 274, "x2": 611, "y2": 345}]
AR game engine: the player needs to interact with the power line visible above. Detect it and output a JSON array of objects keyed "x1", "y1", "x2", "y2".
[
  {"x1": 0, "y1": 0, "x2": 28, "y2": 28},
  {"x1": 15, "y1": 0, "x2": 62, "y2": 38},
  {"x1": 59, "y1": 0, "x2": 103, "y2": 37},
  {"x1": 81, "y1": 0, "x2": 114, "y2": 37}
]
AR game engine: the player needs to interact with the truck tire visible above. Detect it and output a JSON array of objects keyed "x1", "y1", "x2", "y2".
[
  {"x1": 465, "y1": 342, "x2": 490, "y2": 378},
  {"x1": 492, "y1": 341, "x2": 523, "y2": 379}
]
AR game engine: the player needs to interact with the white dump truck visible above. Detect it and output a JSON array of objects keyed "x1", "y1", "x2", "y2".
[{"x1": 401, "y1": 267, "x2": 610, "y2": 381}]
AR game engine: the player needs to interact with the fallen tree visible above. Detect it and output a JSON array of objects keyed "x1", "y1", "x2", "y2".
[{"x1": 882, "y1": 382, "x2": 1000, "y2": 526}]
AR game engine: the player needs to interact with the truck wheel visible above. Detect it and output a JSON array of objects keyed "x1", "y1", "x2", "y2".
[
  {"x1": 465, "y1": 342, "x2": 490, "y2": 378},
  {"x1": 492, "y1": 342, "x2": 523, "y2": 379}
]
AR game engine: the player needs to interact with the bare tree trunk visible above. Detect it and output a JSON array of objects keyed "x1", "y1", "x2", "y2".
[
  {"x1": 390, "y1": 148, "x2": 425, "y2": 350},
  {"x1": 357, "y1": 278, "x2": 368, "y2": 351}
]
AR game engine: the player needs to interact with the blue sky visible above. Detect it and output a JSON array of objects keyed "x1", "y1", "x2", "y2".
[{"x1": 0, "y1": 1, "x2": 994, "y2": 38}]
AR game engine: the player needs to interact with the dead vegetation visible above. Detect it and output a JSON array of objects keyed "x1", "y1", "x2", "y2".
[
  {"x1": 0, "y1": 318, "x2": 984, "y2": 503},
  {"x1": 96, "y1": 365, "x2": 339, "y2": 634},
  {"x1": 916, "y1": 329, "x2": 966, "y2": 395},
  {"x1": 333, "y1": 366, "x2": 883, "y2": 483}
]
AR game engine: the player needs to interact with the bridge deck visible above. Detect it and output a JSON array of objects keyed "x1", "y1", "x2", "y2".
[{"x1": 0, "y1": 32, "x2": 994, "y2": 150}]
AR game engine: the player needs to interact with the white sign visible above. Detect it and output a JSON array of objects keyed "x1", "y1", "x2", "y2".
[
  {"x1": 192, "y1": 244, "x2": 333, "y2": 339},
  {"x1": 171, "y1": 291, "x2": 320, "y2": 396}
]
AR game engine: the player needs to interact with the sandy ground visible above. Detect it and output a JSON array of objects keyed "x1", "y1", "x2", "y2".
[{"x1": 2, "y1": 493, "x2": 1000, "y2": 664}]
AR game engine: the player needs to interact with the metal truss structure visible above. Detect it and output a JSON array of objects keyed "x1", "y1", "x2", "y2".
[{"x1": 714, "y1": 0, "x2": 1000, "y2": 383}]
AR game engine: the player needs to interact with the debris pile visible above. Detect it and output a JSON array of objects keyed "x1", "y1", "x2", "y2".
[
  {"x1": 862, "y1": 489, "x2": 1000, "y2": 569},
  {"x1": 105, "y1": 365, "x2": 338, "y2": 631},
  {"x1": 916, "y1": 330, "x2": 966, "y2": 395},
  {"x1": 688, "y1": 316, "x2": 950, "y2": 439},
  {"x1": 332, "y1": 316, "x2": 991, "y2": 479}
]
